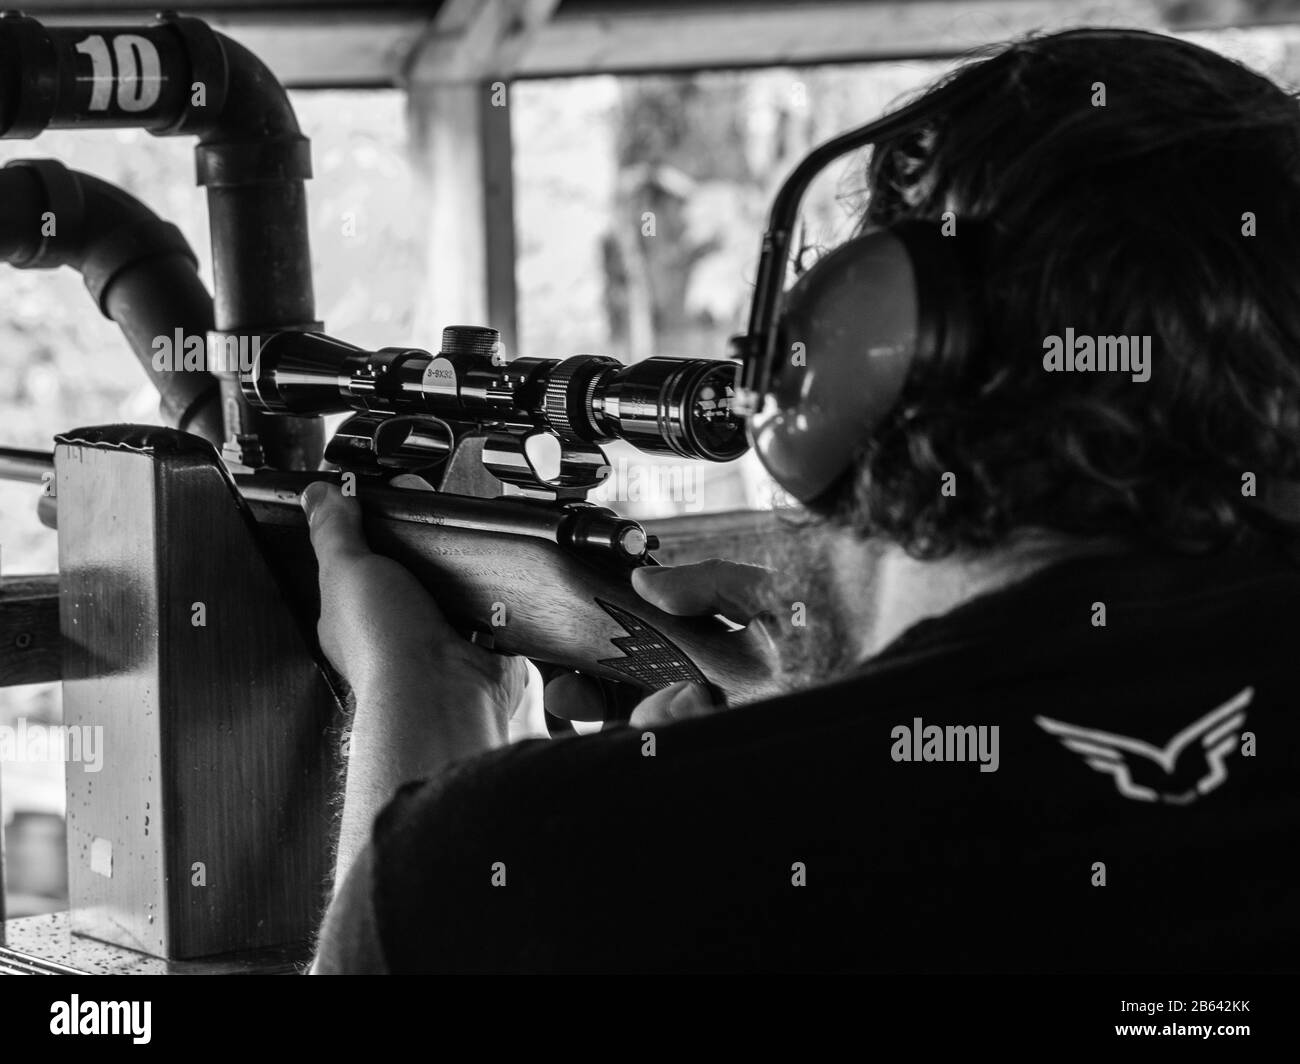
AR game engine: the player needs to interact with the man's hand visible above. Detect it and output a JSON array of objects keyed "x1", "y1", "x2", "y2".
[
  {"x1": 304, "y1": 481, "x2": 528, "y2": 874},
  {"x1": 304, "y1": 481, "x2": 775, "y2": 871},
  {"x1": 304, "y1": 481, "x2": 525, "y2": 718},
  {"x1": 542, "y1": 559, "x2": 777, "y2": 729}
]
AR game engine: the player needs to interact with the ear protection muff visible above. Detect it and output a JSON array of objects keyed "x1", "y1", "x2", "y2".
[{"x1": 747, "y1": 218, "x2": 984, "y2": 504}]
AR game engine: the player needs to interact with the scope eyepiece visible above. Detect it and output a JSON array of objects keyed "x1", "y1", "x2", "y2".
[{"x1": 242, "y1": 326, "x2": 749, "y2": 463}]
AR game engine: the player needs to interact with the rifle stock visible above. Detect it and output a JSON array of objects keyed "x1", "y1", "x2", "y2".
[
  {"x1": 7, "y1": 442, "x2": 781, "y2": 706},
  {"x1": 243, "y1": 481, "x2": 780, "y2": 707}
]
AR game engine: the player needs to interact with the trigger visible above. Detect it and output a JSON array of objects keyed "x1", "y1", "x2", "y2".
[
  {"x1": 533, "y1": 661, "x2": 578, "y2": 736},
  {"x1": 596, "y1": 678, "x2": 642, "y2": 728},
  {"x1": 533, "y1": 663, "x2": 643, "y2": 735}
]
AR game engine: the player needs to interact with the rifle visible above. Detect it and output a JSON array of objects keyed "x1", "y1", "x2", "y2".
[
  {"x1": 0, "y1": 326, "x2": 780, "y2": 718},
  {"x1": 236, "y1": 325, "x2": 780, "y2": 718}
]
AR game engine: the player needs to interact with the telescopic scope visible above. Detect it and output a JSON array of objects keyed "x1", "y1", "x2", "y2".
[{"x1": 241, "y1": 325, "x2": 747, "y2": 462}]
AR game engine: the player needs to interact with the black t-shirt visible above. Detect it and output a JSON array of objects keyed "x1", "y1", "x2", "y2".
[{"x1": 357, "y1": 549, "x2": 1300, "y2": 972}]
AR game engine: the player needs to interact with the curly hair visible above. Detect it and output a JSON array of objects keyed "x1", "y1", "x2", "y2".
[{"x1": 814, "y1": 29, "x2": 1300, "y2": 558}]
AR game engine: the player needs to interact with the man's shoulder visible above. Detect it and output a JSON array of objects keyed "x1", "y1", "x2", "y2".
[
  {"x1": 364, "y1": 550, "x2": 1300, "y2": 971},
  {"x1": 366, "y1": 678, "x2": 885, "y2": 972},
  {"x1": 375, "y1": 546, "x2": 1300, "y2": 848}
]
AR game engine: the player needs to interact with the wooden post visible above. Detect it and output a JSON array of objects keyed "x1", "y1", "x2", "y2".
[
  {"x1": 404, "y1": 0, "x2": 559, "y2": 357},
  {"x1": 406, "y1": 82, "x2": 497, "y2": 343},
  {"x1": 54, "y1": 425, "x2": 340, "y2": 960}
]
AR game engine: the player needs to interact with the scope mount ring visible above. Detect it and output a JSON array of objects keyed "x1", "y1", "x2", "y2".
[
  {"x1": 482, "y1": 429, "x2": 611, "y2": 500},
  {"x1": 324, "y1": 412, "x2": 457, "y2": 475}
]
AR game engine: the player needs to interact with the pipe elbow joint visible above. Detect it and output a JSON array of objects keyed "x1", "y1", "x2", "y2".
[
  {"x1": 194, "y1": 31, "x2": 313, "y2": 189},
  {"x1": 2, "y1": 159, "x2": 198, "y2": 316}
]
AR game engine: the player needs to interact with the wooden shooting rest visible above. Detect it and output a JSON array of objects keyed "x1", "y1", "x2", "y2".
[{"x1": 0, "y1": 424, "x2": 780, "y2": 974}]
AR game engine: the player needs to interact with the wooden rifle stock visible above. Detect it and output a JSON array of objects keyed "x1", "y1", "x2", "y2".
[
  {"x1": 242, "y1": 476, "x2": 780, "y2": 706},
  {"x1": 5, "y1": 441, "x2": 780, "y2": 706}
]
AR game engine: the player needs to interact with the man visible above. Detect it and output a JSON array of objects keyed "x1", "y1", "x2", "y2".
[{"x1": 310, "y1": 29, "x2": 1300, "y2": 972}]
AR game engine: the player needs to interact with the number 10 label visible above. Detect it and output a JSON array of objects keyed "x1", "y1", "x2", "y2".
[{"x1": 73, "y1": 34, "x2": 162, "y2": 113}]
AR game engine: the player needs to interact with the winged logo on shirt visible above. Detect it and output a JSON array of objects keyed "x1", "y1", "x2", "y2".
[{"x1": 1034, "y1": 687, "x2": 1252, "y2": 804}]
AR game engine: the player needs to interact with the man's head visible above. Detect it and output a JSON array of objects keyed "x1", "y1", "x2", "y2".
[
  {"x1": 761, "y1": 29, "x2": 1300, "y2": 688},
  {"x1": 781, "y1": 28, "x2": 1300, "y2": 559}
]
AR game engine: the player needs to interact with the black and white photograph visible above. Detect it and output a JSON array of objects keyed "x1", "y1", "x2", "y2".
[{"x1": 0, "y1": 0, "x2": 1291, "y2": 1046}]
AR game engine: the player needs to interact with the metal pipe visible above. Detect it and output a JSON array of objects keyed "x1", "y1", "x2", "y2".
[
  {"x1": 0, "y1": 12, "x2": 324, "y2": 470},
  {"x1": 0, "y1": 446, "x2": 52, "y2": 485},
  {"x1": 192, "y1": 30, "x2": 324, "y2": 471},
  {"x1": 0, "y1": 160, "x2": 224, "y2": 444}
]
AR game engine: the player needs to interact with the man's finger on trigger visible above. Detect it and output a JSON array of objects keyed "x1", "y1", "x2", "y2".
[
  {"x1": 669, "y1": 682, "x2": 719, "y2": 722},
  {"x1": 632, "y1": 560, "x2": 775, "y2": 623},
  {"x1": 543, "y1": 671, "x2": 608, "y2": 722},
  {"x1": 302, "y1": 482, "x2": 368, "y2": 564},
  {"x1": 628, "y1": 680, "x2": 692, "y2": 729}
]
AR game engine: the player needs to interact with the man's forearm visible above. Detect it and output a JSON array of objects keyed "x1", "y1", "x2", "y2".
[
  {"x1": 313, "y1": 671, "x2": 511, "y2": 974},
  {"x1": 334, "y1": 674, "x2": 509, "y2": 886}
]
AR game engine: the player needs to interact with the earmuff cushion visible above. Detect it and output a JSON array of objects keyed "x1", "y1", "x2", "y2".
[
  {"x1": 886, "y1": 218, "x2": 984, "y2": 381},
  {"x1": 749, "y1": 221, "x2": 984, "y2": 505}
]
